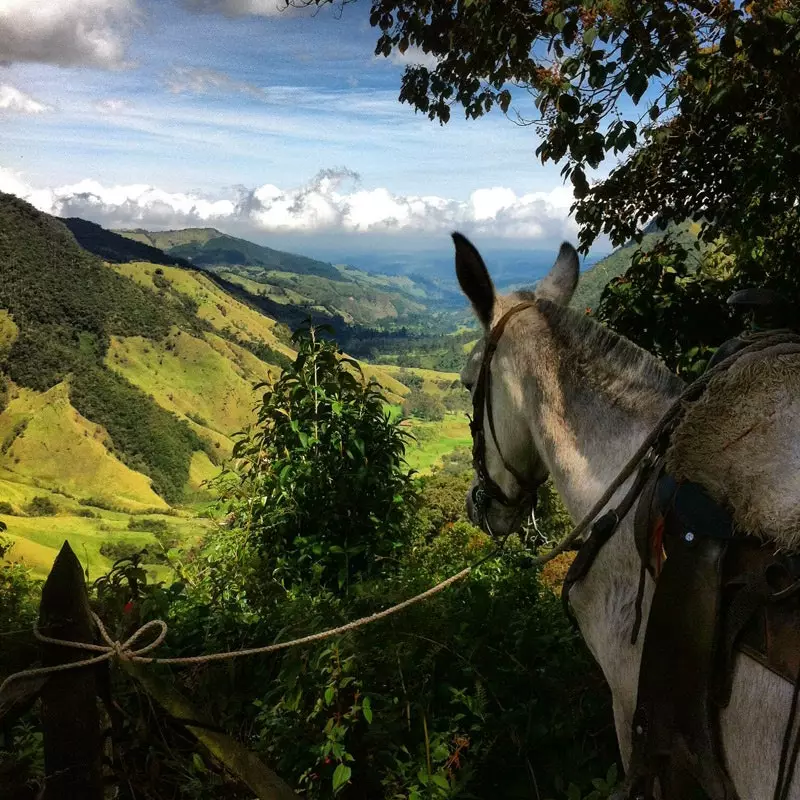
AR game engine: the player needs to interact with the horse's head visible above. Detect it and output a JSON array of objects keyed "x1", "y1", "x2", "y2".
[{"x1": 454, "y1": 232, "x2": 579, "y2": 539}]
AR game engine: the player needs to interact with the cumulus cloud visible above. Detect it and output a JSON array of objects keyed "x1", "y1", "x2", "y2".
[
  {"x1": 0, "y1": 0, "x2": 140, "y2": 68},
  {"x1": 164, "y1": 67, "x2": 268, "y2": 100},
  {"x1": 0, "y1": 84, "x2": 52, "y2": 114},
  {"x1": 0, "y1": 166, "x2": 577, "y2": 242},
  {"x1": 181, "y1": 0, "x2": 289, "y2": 16}
]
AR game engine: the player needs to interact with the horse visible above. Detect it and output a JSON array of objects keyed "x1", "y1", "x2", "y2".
[{"x1": 452, "y1": 231, "x2": 800, "y2": 798}]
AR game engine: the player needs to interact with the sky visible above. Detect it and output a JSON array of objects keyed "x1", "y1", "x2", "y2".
[{"x1": 0, "y1": 0, "x2": 615, "y2": 263}]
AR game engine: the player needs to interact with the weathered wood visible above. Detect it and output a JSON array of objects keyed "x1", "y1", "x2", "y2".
[
  {"x1": 121, "y1": 661, "x2": 296, "y2": 800},
  {"x1": 39, "y1": 541, "x2": 103, "y2": 799}
]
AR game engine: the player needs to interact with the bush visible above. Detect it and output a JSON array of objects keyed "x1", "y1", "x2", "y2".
[
  {"x1": 24, "y1": 495, "x2": 57, "y2": 516},
  {"x1": 127, "y1": 517, "x2": 169, "y2": 534},
  {"x1": 402, "y1": 388, "x2": 446, "y2": 422},
  {"x1": 0, "y1": 501, "x2": 14, "y2": 515},
  {"x1": 100, "y1": 540, "x2": 146, "y2": 563},
  {"x1": 75, "y1": 507, "x2": 96, "y2": 518},
  {"x1": 211, "y1": 324, "x2": 418, "y2": 597},
  {"x1": 79, "y1": 496, "x2": 124, "y2": 512}
]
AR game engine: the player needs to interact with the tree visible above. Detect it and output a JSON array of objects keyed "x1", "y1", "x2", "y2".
[
  {"x1": 213, "y1": 324, "x2": 418, "y2": 597},
  {"x1": 289, "y1": 1, "x2": 798, "y2": 248},
  {"x1": 291, "y1": 0, "x2": 799, "y2": 369}
]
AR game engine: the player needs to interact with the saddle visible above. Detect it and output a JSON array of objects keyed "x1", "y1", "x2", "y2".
[
  {"x1": 626, "y1": 467, "x2": 800, "y2": 800},
  {"x1": 624, "y1": 289, "x2": 800, "y2": 800}
]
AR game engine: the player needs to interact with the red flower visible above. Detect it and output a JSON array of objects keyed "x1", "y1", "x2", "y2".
[{"x1": 123, "y1": 601, "x2": 134, "y2": 615}]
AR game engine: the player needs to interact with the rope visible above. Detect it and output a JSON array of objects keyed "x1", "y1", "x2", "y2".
[
  {"x1": 3, "y1": 332, "x2": 797, "y2": 713},
  {"x1": 0, "y1": 565, "x2": 476, "y2": 697}
]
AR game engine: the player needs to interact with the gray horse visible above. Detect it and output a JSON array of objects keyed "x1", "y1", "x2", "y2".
[{"x1": 454, "y1": 231, "x2": 800, "y2": 799}]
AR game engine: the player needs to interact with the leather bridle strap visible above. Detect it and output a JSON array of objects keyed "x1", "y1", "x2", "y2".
[{"x1": 470, "y1": 301, "x2": 540, "y2": 509}]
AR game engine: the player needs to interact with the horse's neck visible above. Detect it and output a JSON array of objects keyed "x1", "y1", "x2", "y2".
[
  {"x1": 522, "y1": 329, "x2": 681, "y2": 711},
  {"x1": 532, "y1": 386, "x2": 671, "y2": 524}
]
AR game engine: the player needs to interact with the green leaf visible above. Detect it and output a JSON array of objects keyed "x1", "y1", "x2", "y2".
[
  {"x1": 191, "y1": 753, "x2": 207, "y2": 773},
  {"x1": 332, "y1": 764, "x2": 352, "y2": 794},
  {"x1": 431, "y1": 774, "x2": 450, "y2": 789},
  {"x1": 362, "y1": 696, "x2": 372, "y2": 724},
  {"x1": 557, "y1": 93, "x2": 580, "y2": 116},
  {"x1": 324, "y1": 685, "x2": 335, "y2": 705},
  {"x1": 583, "y1": 27, "x2": 597, "y2": 47}
]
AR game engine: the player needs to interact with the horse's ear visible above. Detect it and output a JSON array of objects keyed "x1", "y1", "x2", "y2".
[
  {"x1": 536, "y1": 242, "x2": 579, "y2": 306},
  {"x1": 452, "y1": 232, "x2": 495, "y2": 328}
]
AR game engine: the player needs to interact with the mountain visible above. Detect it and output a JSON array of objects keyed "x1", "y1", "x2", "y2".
[
  {"x1": 0, "y1": 195, "x2": 409, "y2": 512},
  {"x1": 116, "y1": 227, "x2": 468, "y2": 327},
  {"x1": 61, "y1": 218, "x2": 193, "y2": 268},
  {"x1": 569, "y1": 219, "x2": 704, "y2": 312},
  {"x1": 1, "y1": 195, "x2": 443, "y2": 578},
  {"x1": 119, "y1": 227, "x2": 342, "y2": 279}
]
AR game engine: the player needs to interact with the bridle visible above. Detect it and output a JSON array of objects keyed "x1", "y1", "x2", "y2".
[{"x1": 469, "y1": 301, "x2": 547, "y2": 538}]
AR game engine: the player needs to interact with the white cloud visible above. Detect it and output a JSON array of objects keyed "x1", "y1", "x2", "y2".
[
  {"x1": 386, "y1": 45, "x2": 439, "y2": 70},
  {"x1": 181, "y1": 0, "x2": 291, "y2": 16},
  {"x1": 0, "y1": 0, "x2": 140, "y2": 68},
  {"x1": 0, "y1": 166, "x2": 577, "y2": 242},
  {"x1": 0, "y1": 84, "x2": 52, "y2": 114},
  {"x1": 164, "y1": 67, "x2": 268, "y2": 100},
  {"x1": 94, "y1": 98, "x2": 132, "y2": 114}
]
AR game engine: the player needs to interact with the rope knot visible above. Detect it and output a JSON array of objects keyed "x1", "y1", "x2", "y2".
[{"x1": 93, "y1": 613, "x2": 169, "y2": 662}]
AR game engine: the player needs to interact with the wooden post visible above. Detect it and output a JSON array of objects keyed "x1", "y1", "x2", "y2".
[{"x1": 39, "y1": 541, "x2": 103, "y2": 799}]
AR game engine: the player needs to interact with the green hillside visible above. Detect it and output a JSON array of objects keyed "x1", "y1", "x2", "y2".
[
  {"x1": 119, "y1": 226, "x2": 342, "y2": 279},
  {"x1": 570, "y1": 219, "x2": 704, "y2": 312},
  {"x1": 117, "y1": 226, "x2": 466, "y2": 327},
  {"x1": 0, "y1": 196, "x2": 466, "y2": 579},
  {"x1": 61, "y1": 217, "x2": 193, "y2": 268}
]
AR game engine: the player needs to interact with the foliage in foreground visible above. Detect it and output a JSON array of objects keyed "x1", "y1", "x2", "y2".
[{"x1": 0, "y1": 327, "x2": 619, "y2": 800}]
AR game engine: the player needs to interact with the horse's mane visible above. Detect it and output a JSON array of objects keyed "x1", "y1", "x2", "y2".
[{"x1": 529, "y1": 296, "x2": 685, "y2": 400}]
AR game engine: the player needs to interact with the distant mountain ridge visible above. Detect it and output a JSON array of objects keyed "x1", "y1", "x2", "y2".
[
  {"x1": 118, "y1": 227, "x2": 342, "y2": 279},
  {"x1": 62, "y1": 218, "x2": 193, "y2": 268},
  {"x1": 115, "y1": 226, "x2": 468, "y2": 327}
]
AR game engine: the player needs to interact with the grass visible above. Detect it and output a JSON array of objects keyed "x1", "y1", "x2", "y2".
[
  {"x1": 1, "y1": 488, "x2": 211, "y2": 580},
  {"x1": 112, "y1": 262, "x2": 292, "y2": 355},
  {"x1": 106, "y1": 330, "x2": 267, "y2": 438},
  {"x1": 0, "y1": 382, "x2": 168, "y2": 509},
  {"x1": 403, "y1": 413, "x2": 472, "y2": 474}
]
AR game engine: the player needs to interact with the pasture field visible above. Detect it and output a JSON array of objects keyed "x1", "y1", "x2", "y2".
[
  {"x1": 402, "y1": 412, "x2": 471, "y2": 474},
  {"x1": 0, "y1": 474, "x2": 211, "y2": 581}
]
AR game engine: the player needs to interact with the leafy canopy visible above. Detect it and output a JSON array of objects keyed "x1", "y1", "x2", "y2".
[{"x1": 289, "y1": 1, "x2": 799, "y2": 256}]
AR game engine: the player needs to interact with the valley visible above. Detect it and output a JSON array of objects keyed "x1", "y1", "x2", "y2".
[
  {"x1": 0, "y1": 192, "x2": 649, "y2": 580},
  {"x1": 0, "y1": 194, "x2": 475, "y2": 579}
]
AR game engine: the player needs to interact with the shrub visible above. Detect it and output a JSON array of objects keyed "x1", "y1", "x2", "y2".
[
  {"x1": 24, "y1": 495, "x2": 57, "y2": 516},
  {"x1": 74, "y1": 508, "x2": 96, "y2": 518},
  {"x1": 0, "y1": 501, "x2": 14, "y2": 515},
  {"x1": 100, "y1": 541, "x2": 147, "y2": 563},
  {"x1": 127, "y1": 517, "x2": 169, "y2": 534},
  {"x1": 212, "y1": 323, "x2": 418, "y2": 596},
  {"x1": 402, "y1": 388, "x2": 446, "y2": 422}
]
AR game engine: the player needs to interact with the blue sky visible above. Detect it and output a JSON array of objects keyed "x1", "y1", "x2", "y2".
[{"x1": 0, "y1": 0, "x2": 617, "y2": 260}]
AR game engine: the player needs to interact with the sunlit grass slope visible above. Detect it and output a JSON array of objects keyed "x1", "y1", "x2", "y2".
[
  {"x1": 106, "y1": 330, "x2": 268, "y2": 437},
  {"x1": 0, "y1": 382, "x2": 167, "y2": 510},
  {"x1": 112, "y1": 261, "x2": 293, "y2": 355}
]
